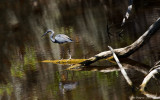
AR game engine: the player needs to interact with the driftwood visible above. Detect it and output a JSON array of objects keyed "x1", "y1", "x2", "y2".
[
  {"x1": 140, "y1": 61, "x2": 160, "y2": 99},
  {"x1": 67, "y1": 17, "x2": 160, "y2": 70},
  {"x1": 108, "y1": 46, "x2": 132, "y2": 86},
  {"x1": 140, "y1": 61, "x2": 160, "y2": 91},
  {"x1": 140, "y1": 67, "x2": 160, "y2": 91},
  {"x1": 80, "y1": 58, "x2": 149, "y2": 74}
]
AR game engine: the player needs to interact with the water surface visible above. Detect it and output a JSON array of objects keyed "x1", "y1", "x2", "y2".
[{"x1": 0, "y1": 0, "x2": 160, "y2": 100}]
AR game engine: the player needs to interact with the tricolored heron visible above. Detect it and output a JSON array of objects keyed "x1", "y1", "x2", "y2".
[
  {"x1": 42, "y1": 29, "x2": 73, "y2": 44},
  {"x1": 42, "y1": 29, "x2": 73, "y2": 59}
]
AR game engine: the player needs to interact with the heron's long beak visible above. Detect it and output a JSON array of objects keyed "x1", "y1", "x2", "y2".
[{"x1": 41, "y1": 31, "x2": 49, "y2": 37}]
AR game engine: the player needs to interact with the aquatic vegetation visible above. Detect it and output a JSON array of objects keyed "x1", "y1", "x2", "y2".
[
  {"x1": 41, "y1": 59, "x2": 87, "y2": 65},
  {"x1": 41, "y1": 56, "x2": 114, "y2": 67}
]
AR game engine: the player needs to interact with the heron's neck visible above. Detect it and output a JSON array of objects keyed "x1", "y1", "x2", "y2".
[{"x1": 50, "y1": 31, "x2": 55, "y2": 43}]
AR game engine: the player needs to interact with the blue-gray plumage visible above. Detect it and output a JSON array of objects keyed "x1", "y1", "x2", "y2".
[{"x1": 42, "y1": 29, "x2": 73, "y2": 44}]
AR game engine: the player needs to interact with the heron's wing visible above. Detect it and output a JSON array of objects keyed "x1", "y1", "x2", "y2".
[
  {"x1": 57, "y1": 34, "x2": 70, "y2": 39},
  {"x1": 55, "y1": 34, "x2": 73, "y2": 43}
]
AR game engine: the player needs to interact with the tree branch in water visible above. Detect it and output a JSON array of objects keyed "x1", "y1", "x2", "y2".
[
  {"x1": 108, "y1": 46, "x2": 133, "y2": 86},
  {"x1": 140, "y1": 60, "x2": 160, "y2": 91},
  {"x1": 67, "y1": 17, "x2": 160, "y2": 70}
]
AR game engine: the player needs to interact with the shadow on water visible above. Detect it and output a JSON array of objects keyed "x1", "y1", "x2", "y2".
[{"x1": 0, "y1": 0, "x2": 160, "y2": 99}]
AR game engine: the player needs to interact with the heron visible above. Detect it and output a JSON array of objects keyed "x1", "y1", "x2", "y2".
[
  {"x1": 42, "y1": 29, "x2": 73, "y2": 59},
  {"x1": 41, "y1": 29, "x2": 73, "y2": 44}
]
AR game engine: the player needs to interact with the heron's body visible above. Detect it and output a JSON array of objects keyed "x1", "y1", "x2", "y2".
[
  {"x1": 42, "y1": 29, "x2": 73, "y2": 44},
  {"x1": 54, "y1": 34, "x2": 73, "y2": 44}
]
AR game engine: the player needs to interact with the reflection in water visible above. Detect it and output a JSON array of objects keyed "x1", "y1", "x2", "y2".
[
  {"x1": 0, "y1": 0, "x2": 160, "y2": 99},
  {"x1": 59, "y1": 81, "x2": 78, "y2": 94},
  {"x1": 58, "y1": 71, "x2": 78, "y2": 94},
  {"x1": 10, "y1": 46, "x2": 37, "y2": 78}
]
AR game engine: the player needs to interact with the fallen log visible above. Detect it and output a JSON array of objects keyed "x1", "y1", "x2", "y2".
[{"x1": 67, "y1": 17, "x2": 160, "y2": 70}]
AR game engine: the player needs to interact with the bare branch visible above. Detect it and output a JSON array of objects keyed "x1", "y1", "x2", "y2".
[
  {"x1": 108, "y1": 46, "x2": 132, "y2": 86},
  {"x1": 67, "y1": 17, "x2": 160, "y2": 70},
  {"x1": 140, "y1": 60, "x2": 160, "y2": 91}
]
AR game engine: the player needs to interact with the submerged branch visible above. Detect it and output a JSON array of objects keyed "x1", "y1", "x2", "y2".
[{"x1": 67, "y1": 17, "x2": 160, "y2": 70}]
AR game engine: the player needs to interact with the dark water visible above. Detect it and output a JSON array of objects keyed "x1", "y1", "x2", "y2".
[{"x1": 0, "y1": 0, "x2": 160, "y2": 100}]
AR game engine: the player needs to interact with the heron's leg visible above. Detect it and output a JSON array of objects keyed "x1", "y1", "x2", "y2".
[
  {"x1": 68, "y1": 50, "x2": 72, "y2": 60},
  {"x1": 67, "y1": 46, "x2": 72, "y2": 60}
]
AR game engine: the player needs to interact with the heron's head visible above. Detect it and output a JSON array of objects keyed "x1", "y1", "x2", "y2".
[{"x1": 41, "y1": 29, "x2": 54, "y2": 37}]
